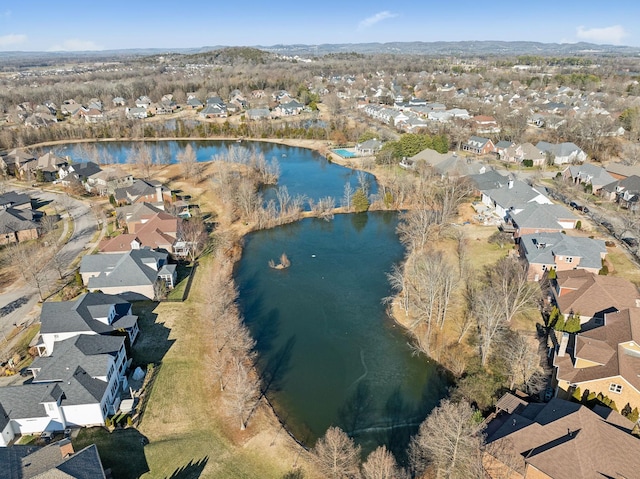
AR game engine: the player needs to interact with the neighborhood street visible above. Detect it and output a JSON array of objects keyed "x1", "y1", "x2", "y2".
[{"x1": 0, "y1": 188, "x2": 99, "y2": 348}]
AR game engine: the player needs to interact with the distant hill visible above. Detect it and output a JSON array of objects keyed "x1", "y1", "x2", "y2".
[{"x1": 1, "y1": 41, "x2": 639, "y2": 68}]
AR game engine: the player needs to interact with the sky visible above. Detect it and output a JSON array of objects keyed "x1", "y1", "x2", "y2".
[{"x1": 0, "y1": 0, "x2": 639, "y2": 52}]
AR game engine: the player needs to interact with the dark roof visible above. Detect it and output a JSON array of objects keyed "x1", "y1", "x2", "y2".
[
  {"x1": 0, "y1": 207, "x2": 38, "y2": 234},
  {"x1": 0, "y1": 443, "x2": 106, "y2": 479},
  {"x1": 0, "y1": 191, "x2": 32, "y2": 208},
  {"x1": 71, "y1": 161, "x2": 102, "y2": 178},
  {"x1": 40, "y1": 292, "x2": 132, "y2": 336}
]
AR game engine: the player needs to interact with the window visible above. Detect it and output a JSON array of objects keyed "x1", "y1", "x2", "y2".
[
  {"x1": 566, "y1": 257, "x2": 573, "y2": 263},
  {"x1": 609, "y1": 383, "x2": 623, "y2": 394}
]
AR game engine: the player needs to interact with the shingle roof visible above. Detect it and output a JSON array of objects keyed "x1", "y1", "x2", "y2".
[
  {"x1": 40, "y1": 292, "x2": 132, "y2": 336},
  {"x1": 553, "y1": 269, "x2": 640, "y2": 318},
  {"x1": 511, "y1": 203, "x2": 577, "y2": 230},
  {"x1": 485, "y1": 397, "x2": 640, "y2": 479},
  {"x1": 0, "y1": 443, "x2": 106, "y2": 479},
  {"x1": 520, "y1": 232, "x2": 606, "y2": 270},
  {"x1": 80, "y1": 248, "x2": 169, "y2": 289},
  {"x1": 556, "y1": 308, "x2": 640, "y2": 393}
]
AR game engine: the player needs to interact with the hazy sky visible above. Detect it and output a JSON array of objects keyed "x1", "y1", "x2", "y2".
[{"x1": 1, "y1": 0, "x2": 638, "y2": 51}]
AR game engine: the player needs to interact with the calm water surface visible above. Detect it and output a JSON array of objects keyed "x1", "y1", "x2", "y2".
[
  {"x1": 46, "y1": 140, "x2": 376, "y2": 206},
  {"x1": 235, "y1": 213, "x2": 449, "y2": 458}
]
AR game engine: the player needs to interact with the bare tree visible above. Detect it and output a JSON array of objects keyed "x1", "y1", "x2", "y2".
[
  {"x1": 409, "y1": 399, "x2": 484, "y2": 479},
  {"x1": 311, "y1": 426, "x2": 361, "y2": 479},
  {"x1": 13, "y1": 242, "x2": 49, "y2": 300},
  {"x1": 361, "y1": 445, "x2": 406, "y2": 479},
  {"x1": 222, "y1": 356, "x2": 260, "y2": 430},
  {"x1": 134, "y1": 142, "x2": 153, "y2": 179},
  {"x1": 473, "y1": 287, "x2": 507, "y2": 367},
  {"x1": 488, "y1": 257, "x2": 540, "y2": 324},
  {"x1": 503, "y1": 331, "x2": 547, "y2": 394},
  {"x1": 342, "y1": 182, "x2": 354, "y2": 211},
  {"x1": 396, "y1": 208, "x2": 439, "y2": 251},
  {"x1": 177, "y1": 143, "x2": 197, "y2": 179},
  {"x1": 179, "y1": 214, "x2": 208, "y2": 263}
]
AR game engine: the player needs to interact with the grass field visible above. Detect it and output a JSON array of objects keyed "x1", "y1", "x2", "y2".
[{"x1": 73, "y1": 260, "x2": 313, "y2": 479}]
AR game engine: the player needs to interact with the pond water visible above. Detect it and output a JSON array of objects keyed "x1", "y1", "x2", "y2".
[
  {"x1": 235, "y1": 213, "x2": 450, "y2": 459},
  {"x1": 45, "y1": 140, "x2": 376, "y2": 207}
]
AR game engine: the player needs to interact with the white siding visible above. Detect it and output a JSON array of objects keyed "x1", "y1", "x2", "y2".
[
  {"x1": 61, "y1": 403, "x2": 104, "y2": 427},
  {"x1": 0, "y1": 421, "x2": 14, "y2": 447}
]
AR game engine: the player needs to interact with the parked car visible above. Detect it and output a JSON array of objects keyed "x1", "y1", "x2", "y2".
[{"x1": 569, "y1": 201, "x2": 588, "y2": 213}]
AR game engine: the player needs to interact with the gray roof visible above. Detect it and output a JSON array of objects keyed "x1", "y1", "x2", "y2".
[
  {"x1": 484, "y1": 179, "x2": 543, "y2": 210},
  {"x1": 602, "y1": 174, "x2": 640, "y2": 194},
  {"x1": 0, "y1": 443, "x2": 106, "y2": 479},
  {"x1": 565, "y1": 163, "x2": 615, "y2": 188},
  {"x1": 0, "y1": 383, "x2": 63, "y2": 420},
  {"x1": 510, "y1": 203, "x2": 578, "y2": 230},
  {"x1": 520, "y1": 232, "x2": 606, "y2": 270},
  {"x1": 70, "y1": 161, "x2": 102, "y2": 179},
  {"x1": 434, "y1": 154, "x2": 488, "y2": 177},
  {"x1": 32, "y1": 334, "x2": 124, "y2": 384},
  {"x1": 0, "y1": 191, "x2": 32, "y2": 208},
  {"x1": 80, "y1": 248, "x2": 169, "y2": 289},
  {"x1": 536, "y1": 141, "x2": 583, "y2": 157},
  {"x1": 40, "y1": 292, "x2": 132, "y2": 336},
  {"x1": 468, "y1": 170, "x2": 509, "y2": 190},
  {"x1": 0, "y1": 207, "x2": 38, "y2": 234}
]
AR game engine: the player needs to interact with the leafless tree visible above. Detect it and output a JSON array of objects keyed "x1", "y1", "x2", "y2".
[
  {"x1": 487, "y1": 257, "x2": 540, "y2": 325},
  {"x1": 396, "y1": 208, "x2": 439, "y2": 251},
  {"x1": 13, "y1": 242, "x2": 49, "y2": 300},
  {"x1": 134, "y1": 142, "x2": 153, "y2": 179},
  {"x1": 503, "y1": 331, "x2": 547, "y2": 394},
  {"x1": 361, "y1": 445, "x2": 406, "y2": 479},
  {"x1": 310, "y1": 196, "x2": 335, "y2": 221},
  {"x1": 311, "y1": 426, "x2": 361, "y2": 479},
  {"x1": 409, "y1": 399, "x2": 484, "y2": 479},
  {"x1": 342, "y1": 182, "x2": 354, "y2": 211},
  {"x1": 177, "y1": 143, "x2": 197, "y2": 179},
  {"x1": 179, "y1": 214, "x2": 208, "y2": 263},
  {"x1": 473, "y1": 287, "x2": 507, "y2": 367},
  {"x1": 222, "y1": 356, "x2": 260, "y2": 430}
]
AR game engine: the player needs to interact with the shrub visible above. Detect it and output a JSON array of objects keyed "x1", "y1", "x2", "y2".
[
  {"x1": 523, "y1": 159, "x2": 533, "y2": 167},
  {"x1": 547, "y1": 269, "x2": 557, "y2": 280},
  {"x1": 571, "y1": 386, "x2": 582, "y2": 402},
  {"x1": 576, "y1": 220, "x2": 582, "y2": 230}
]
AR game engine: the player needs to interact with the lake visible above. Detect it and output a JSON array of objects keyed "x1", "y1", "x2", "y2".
[
  {"x1": 235, "y1": 213, "x2": 449, "y2": 459},
  {"x1": 45, "y1": 140, "x2": 376, "y2": 207}
]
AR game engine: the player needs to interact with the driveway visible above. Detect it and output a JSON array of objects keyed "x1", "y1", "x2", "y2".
[{"x1": 0, "y1": 188, "x2": 99, "y2": 345}]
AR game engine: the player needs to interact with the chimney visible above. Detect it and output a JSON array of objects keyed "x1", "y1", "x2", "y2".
[
  {"x1": 508, "y1": 179, "x2": 514, "y2": 189},
  {"x1": 58, "y1": 438, "x2": 74, "y2": 458},
  {"x1": 156, "y1": 185, "x2": 162, "y2": 203},
  {"x1": 558, "y1": 332, "x2": 569, "y2": 357}
]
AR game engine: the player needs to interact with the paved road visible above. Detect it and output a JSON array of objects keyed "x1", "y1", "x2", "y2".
[{"x1": 0, "y1": 188, "x2": 99, "y2": 346}]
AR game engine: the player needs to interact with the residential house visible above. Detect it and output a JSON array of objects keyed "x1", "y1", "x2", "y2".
[
  {"x1": 481, "y1": 178, "x2": 552, "y2": 219},
  {"x1": 470, "y1": 115, "x2": 500, "y2": 134},
  {"x1": 0, "y1": 208, "x2": 40, "y2": 245},
  {"x1": 58, "y1": 161, "x2": 102, "y2": 186},
  {"x1": 112, "y1": 96, "x2": 126, "y2": 107},
  {"x1": 186, "y1": 97, "x2": 204, "y2": 109},
  {"x1": 0, "y1": 334, "x2": 128, "y2": 444},
  {"x1": 246, "y1": 108, "x2": 271, "y2": 120},
  {"x1": 600, "y1": 175, "x2": 640, "y2": 211},
  {"x1": 34, "y1": 152, "x2": 68, "y2": 182},
  {"x1": 462, "y1": 136, "x2": 495, "y2": 155},
  {"x1": 509, "y1": 203, "x2": 579, "y2": 239},
  {"x1": 125, "y1": 107, "x2": 148, "y2": 120},
  {"x1": 495, "y1": 141, "x2": 518, "y2": 162},
  {"x1": 0, "y1": 191, "x2": 33, "y2": 210},
  {"x1": 1, "y1": 149, "x2": 36, "y2": 177},
  {"x1": 355, "y1": 139, "x2": 383, "y2": 156},
  {"x1": 520, "y1": 142, "x2": 546, "y2": 166},
  {"x1": 37, "y1": 292, "x2": 139, "y2": 357},
  {"x1": 199, "y1": 103, "x2": 227, "y2": 119},
  {"x1": 80, "y1": 248, "x2": 176, "y2": 300},
  {"x1": 605, "y1": 161, "x2": 640, "y2": 180},
  {"x1": 134, "y1": 96, "x2": 151, "y2": 109},
  {"x1": 113, "y1": 179, "x2": 172, "y2": 205},
  {"x1": 99, "y1": 210, "x2": 180, "y2": 256},
  {"x1": 536, "y1": 141, "x2": 587, "y2": 165},
  {"x1": 115, "y1": 202, "x2": 165, "y2": 229},
  {"x1": 519, "y1": 232, "x2": 607, "y2": 281},
  {"x1": 407, "y1": 147, "x2": 449, "y2": 169},
  {"x1": 85, "y1": 168, "x2": 134, "y2": 196},
  {"x1": 562, "y1": 163, "x2": 615, "y2": 194},
  {"x1": 550, "y1": 269, "x2": 640, "y2": 327},
  {"x1": 483, "y1": 395, "x2": 640, "y2": 479},
  {"x1": 433, "y1": 154, "x2": 489, "y2": 179},
  {"x1": 273, "y1": 100, "x2": 304, "y2": 117},
  {"x1": 0, "y1": 441, "x2": 107, "y2": 476},
  {"x1": 554, "y1": 307, "x2": 640, "y2": 414}
]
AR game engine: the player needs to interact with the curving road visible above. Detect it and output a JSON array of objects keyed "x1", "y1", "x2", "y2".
[{"x1": 0, "y1": 188, "x2": 99, "y2": 345}]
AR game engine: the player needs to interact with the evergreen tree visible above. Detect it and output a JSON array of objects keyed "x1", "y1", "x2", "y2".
[{"x1": 352, "y1": 188, "x2": 370, "y2": 213}]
